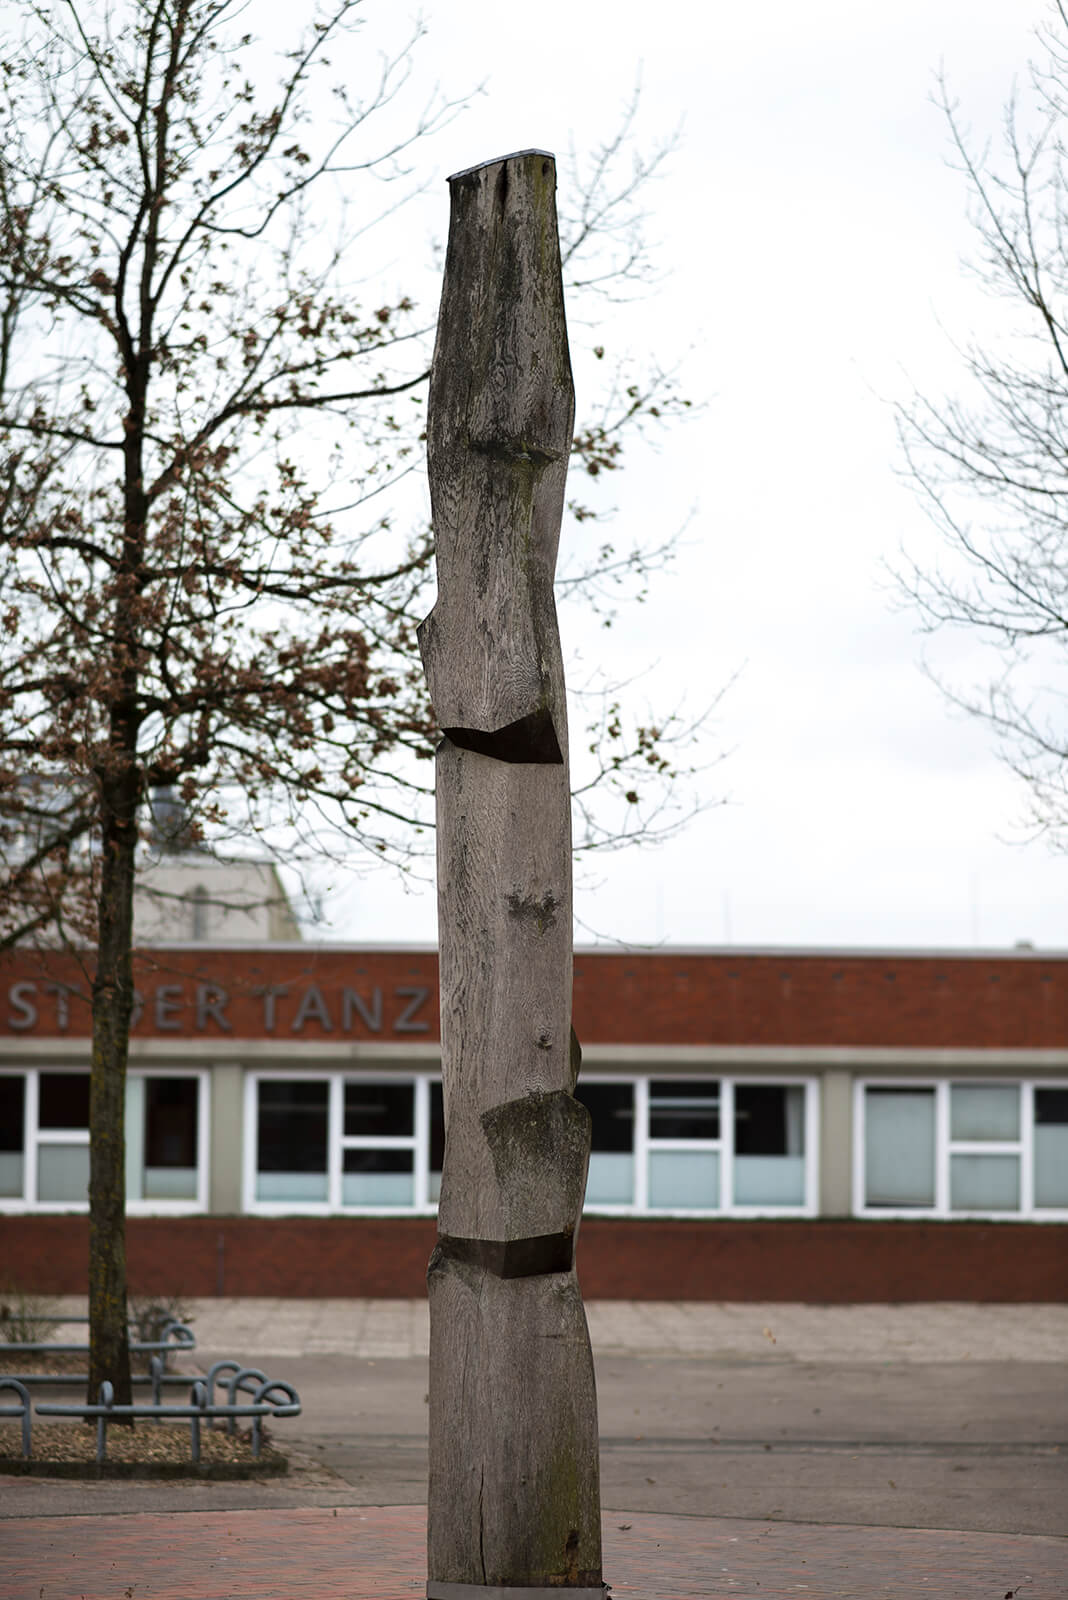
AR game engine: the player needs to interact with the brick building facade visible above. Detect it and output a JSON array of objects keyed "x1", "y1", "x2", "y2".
[{"x1": 2, "y1": 945, "x2": 1066, "y2": 1300}]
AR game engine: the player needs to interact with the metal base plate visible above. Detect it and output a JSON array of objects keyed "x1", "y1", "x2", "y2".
[{"x1": 427, "y1": 1586, "x2": 607, "y2": 1599}]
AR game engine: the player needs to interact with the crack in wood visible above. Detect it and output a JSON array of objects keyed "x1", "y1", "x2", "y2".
[{"x1": 467, "y1": 436, "x2": 564, "y2": 468}]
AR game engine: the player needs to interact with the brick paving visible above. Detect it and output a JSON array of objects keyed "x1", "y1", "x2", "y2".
[{"x1": 2, "y1": 1504, "x2": 1065, "y2": 1600}]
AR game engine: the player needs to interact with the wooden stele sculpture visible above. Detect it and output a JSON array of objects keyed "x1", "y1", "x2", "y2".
[{"x1": 419, "y1": 150, "x2": 604, "y2": 1598}]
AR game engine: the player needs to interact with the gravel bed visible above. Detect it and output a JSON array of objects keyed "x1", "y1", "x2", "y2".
[
  {"x1": 0, "y1": 1419, "x2": 286, "y2": 1469},
  {"x1": 0, "y1": 1355, "x2": 181, "y2": 1376},
  {"x1": 0, "y1": 1353, "x2": 88, "y2": 1374}
]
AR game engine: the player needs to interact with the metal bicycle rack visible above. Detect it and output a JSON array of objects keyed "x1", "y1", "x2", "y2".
[{"x1": 0, "y1": 1317, "x2": 300, "y2": 1463}]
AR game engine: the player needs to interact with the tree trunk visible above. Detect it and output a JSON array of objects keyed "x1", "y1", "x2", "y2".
[
  {"x1": 86, "y1": 248, "x2": 151, "y2": 1410},
  {"x1": 420, "y1": 150, "x2": 604, "y2": 1597},
  {"x1": 87, "y1": 776, "x2": 138, "y2": 1410}
]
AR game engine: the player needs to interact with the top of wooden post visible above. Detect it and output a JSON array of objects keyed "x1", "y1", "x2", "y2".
[
  {"x1": 419, "y1": 146, "x2": 574, "y2": 751},
  {"x1": 448, "y1": 148, "x2": 555, "y2": 184}
]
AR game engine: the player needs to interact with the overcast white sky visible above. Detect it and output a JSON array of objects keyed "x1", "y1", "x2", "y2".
[{"x1": 319, "y1": 0, "x2": 1064, "y2": 952}]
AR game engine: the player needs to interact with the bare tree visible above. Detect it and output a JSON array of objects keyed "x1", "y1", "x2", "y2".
[
  {"x1": 898, "y1": 1, "x2": 1068, "y2": 843},
  {"x1": 0, "y1": 1, "x2": 713, "y2": 1405}
]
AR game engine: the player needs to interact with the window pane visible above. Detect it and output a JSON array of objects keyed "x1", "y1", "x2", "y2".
[
  {"x1": 734, "y1": 1156, "x2": 805, "y2": 1206},
  {"x1": 125, "y1": 1077, "x2": 144, "y2": 1202},
  {"x1": 734, "y1": 1085, "x2": 805, "y2": 1155},
  {"x1": 144, "y1": 1167, "x2": 197, "y2": 1200},
  {"x1": 950, "y1": 1154, "x2": 1019, "y2": 1211},
  {"x1": 145, "y1": 1078, "x2": 198, "y2": 1167},
  {"x1": 39, "y1": 1073, "x2": 89, "y2": 1130},
  {"x1": 0, "y1": 1153, "x2": 23, "y2": 1197},
  {"x1": 649, "y1": 1081, "x2": 719, "y2": 1141},
  {"x1": 1035, "y1": 1088, "x2": 1068, "y2": 1125},
  {"x1": 344, "y1": 1081, "x2": 413, "y2": 1137},
  {"x1": 865, "y1": 1088, "x2": 935, "y2": 1207},
  {"x1": 575, "y1": 1083, "x2": 634, "y2": 1152},
  {"x1": 950, "y1": 1085, "x2": 1019, "y2": 1142},
  {"x1": 586, "y1": 1153, "x2": 635, "y2": 1206},
  {"x1": 256, "y1": 1171, "x2": 328, "y2": 1202},
  {"x1": 256, "y1": 1079, "x2": 328, "y2": 1200},
  {"x1": 429, "y1": 1081, "x2": 445, "y2": 1202},
  {"x1": 0, "y1": 1075, "x2": 25, "y2": 1152},
  {"x1": 1034, "y1": 1130, "x2": 1068, "y2": 1207},
  {"x1": 37, "y1": 1143, "x2": 89, "y2": 1204},
  {"x1": 0, "y1": 1077, "x2": 25, "y2": 1198},
  {"x1": 342, "y1": 1148, "x2": 413, "y2": 1206},
  {"x1": 649, "y1": 1149, "x2": 719, "y2": 1208},
  {"x1": 733, "y1": 1086, "x2": 805, "y2": 1205},
  {"x1": 1035, "y1": 1089, "x2": 1068, "y2": 1207}
]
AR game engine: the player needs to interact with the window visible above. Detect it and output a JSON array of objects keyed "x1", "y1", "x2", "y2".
[
  {"x1": 428, "y1": 1081, "x2": 445, "y2": 1202},
  {"x1": 734, "y1": 1083, "x2": 806, "y2": 1206},
  {"x1": 949, "y1": 1084, "x2": 1020, "y2": 1211},
  {"x1": 1035, "y1": 1089, "x2": 1068, "y2": 1207},
  {"x1": 648, "y1": 1080, "x2": 721, "y2": 1208},
  {"x1": 578, "y1": 1082, "x2": 635, "y2": 1206},
  {"x1": 0, "y1": 1069, "x2": 206, "y2": 1212},
  {"x1": 575, "y1": 1075, "x2": 816, "y2": 1215},
  {"x1": 35, "y1": 1071, "x2": 90, "y2": 1204},
  {"x1": 857, "y1": 1080, "x2": 1068, "y2": 1218},
  {"x1": 248, "y1": 1074, "x2": 436, "y2": 1213},
  {"x1": 256, "y1": 1079, "x2": 329, "y2": 1202},
  {"x1": 248, "y1": 1071, "x2": 816, "y2": 1217},
  {"x1": 864, "y1": 1087, "x2": 936, "y2": 1207},
  {"x1": 342, "y1": 1081, "x2": 415, "y2": 1205},
  {"x1": 138, "y1": 1078, "x2": 200, "y2": 1200},
  {"x1": 0, "y1": 1074, "x2": 24, "y2": 1197}
]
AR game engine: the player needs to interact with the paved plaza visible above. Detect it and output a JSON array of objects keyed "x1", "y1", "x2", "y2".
[
  {"x1": 3, "y1": 1505, "x2": 1066, "y2": 1599},
  {"x1": 163, "y1": 1294, "x2": 1068, "y2": 1362},
  {"x1": 1, "y1": 1300, "x2": 1066, "y2": 1598}
]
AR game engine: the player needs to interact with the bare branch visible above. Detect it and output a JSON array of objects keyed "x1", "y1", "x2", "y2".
[{"x1": 897, "y1": 17, "x2": 1068, "y2": 842}]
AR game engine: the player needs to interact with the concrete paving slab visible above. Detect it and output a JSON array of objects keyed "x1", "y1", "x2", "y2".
[
  {"x1": 4, "y1": 1348, "x2": 1065, "y2": 1537},
  {"x1": 42, "y1": 1295, "x2": 1068, "y2": 1362}
]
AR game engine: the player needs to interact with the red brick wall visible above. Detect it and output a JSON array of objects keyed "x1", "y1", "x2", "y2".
[
  {"x1": 0, "y1": 948, "x2": 441, "y2": 1043},
  {"x1": 572, "y1": 952, "x2": 1068, "y2": 1048},
  {"x1": 4, "y1": 1216, "x2": 1066, "y2": 1302},
  {"x1": 580, "y1": 1219, "x2": 1068, "y2": 1301},
  {"x1": 4, "y1": 946, "x2": 1067, "y2": 1047}
]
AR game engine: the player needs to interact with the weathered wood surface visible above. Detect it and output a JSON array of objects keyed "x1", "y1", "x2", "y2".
[
  {"x1": 419, "y1": 150, "x2": 603, "y2": 1597},
  {"x1": 419, "y1": 148, "x2": 573, "y2": 763}
]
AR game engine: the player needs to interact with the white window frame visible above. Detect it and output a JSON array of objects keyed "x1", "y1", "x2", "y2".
[
  {"x1": 128, "y1": 1067, "x2": 210, "y2": 1217},
  {"x1": 576, "y1": 1073, "x2": 645, "y2": 1213},
  {"x1": 853, "y1": 1078, "x2": 1068, "y2": 1221},
  {"x1": 728, "y1": 1077, "x2": 819, "y2": 1218},
  {"x1": 244, "y1": 1069, "x2": 440, "y2": 1216},
  {"x1": 581, "y1": 1073, "x2": 819, "y2": 1219},
  {"x1": 26, "y1": 1068, "x2": 81, "y2": 1213},
  {"x1": 340, "y1": 1074, "x2": 424, "y2": 1210},
  {"x1": 243, "y1": 1069, "x2": 819, "y2": 1219},
  {"x1": 0, "y1": 1065, "x2": 209, "y2": 1216}
]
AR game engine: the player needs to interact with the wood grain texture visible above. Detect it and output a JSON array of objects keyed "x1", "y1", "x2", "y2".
[
  {"x1": 427, "y1": 1256, "x2": 602, "y2": 1588},
  {"x1": 432, "y1": 740, "x2": 577, "y2": 1245},
  {"x1": 420, "y1": 150, "x2": 602, "y2": 1593},
  {"x1": 419, "y1": 149, "x2": 574, "y2": 752}
]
